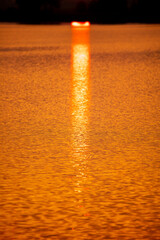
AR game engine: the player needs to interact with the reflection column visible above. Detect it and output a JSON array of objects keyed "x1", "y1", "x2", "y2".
[{"x1": 71, "y1": 26, "x2": 90, "y2": 193}]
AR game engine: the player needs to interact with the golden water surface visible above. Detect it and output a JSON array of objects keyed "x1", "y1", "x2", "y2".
[{"x1": 0, "y1": 24, "x2": 160, "y2": 239}]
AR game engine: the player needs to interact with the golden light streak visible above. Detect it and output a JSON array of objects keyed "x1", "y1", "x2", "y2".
[{"x1": 71, "y1": 27, "x2": 90, "y2": 196}]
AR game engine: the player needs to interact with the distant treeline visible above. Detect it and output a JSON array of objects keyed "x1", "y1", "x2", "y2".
[{"x1": 0, "y1": 0, "x2": 159, "y2": 23}]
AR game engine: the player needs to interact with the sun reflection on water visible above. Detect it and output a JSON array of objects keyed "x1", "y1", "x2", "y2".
[{"x1": 71, "y1": 28, "x2": 90, "y2": 196}]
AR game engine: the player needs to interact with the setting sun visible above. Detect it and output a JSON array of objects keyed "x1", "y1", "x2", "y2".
[{"x1": 71, "y1": 21, "x2": 90, "y2": 27}]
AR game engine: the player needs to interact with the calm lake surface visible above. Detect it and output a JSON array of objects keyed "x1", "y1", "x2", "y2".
[{"x1": 0, "y1": 24, "x2": 160, "y2": 240}]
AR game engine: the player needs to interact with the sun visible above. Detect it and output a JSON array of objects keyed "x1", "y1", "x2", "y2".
[{"x1": 71, "y1": 21, "x2": 90, "y2": 27}]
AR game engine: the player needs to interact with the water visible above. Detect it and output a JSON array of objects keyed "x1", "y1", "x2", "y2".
[{"x1": 0, "y1": 24, "x2": 160, "y2": 240}]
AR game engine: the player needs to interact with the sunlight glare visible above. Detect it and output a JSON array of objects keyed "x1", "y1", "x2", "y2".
[{"x1": 71, "y1": 21, "x2": 90, "y2": 27}]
